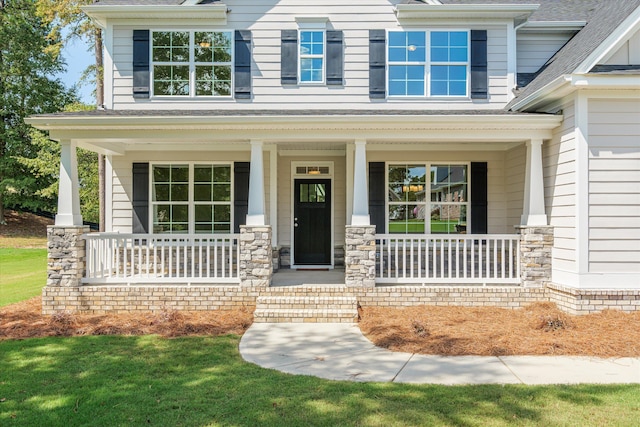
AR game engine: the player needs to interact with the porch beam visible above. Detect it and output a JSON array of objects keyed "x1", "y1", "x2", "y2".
[
  {"x1": 521, "y1": 138, "x2": 547, "y2": 226},
  {"x1": 351, "y1": 140, "x2": 370, "y2": 226},
  {"x1": 246, "y1": 140, "x2": 266, "y2": 225},
  {"x1": 56, "y1": 140, "x2": 83, "y2": 226}
]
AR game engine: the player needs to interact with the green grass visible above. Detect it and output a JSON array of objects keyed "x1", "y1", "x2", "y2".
[
  {"x1": 2, "y1": 335, "x2": 639, "y2": 426},
  {"x1": 0, "y1": 248, "x2": 47, "y2": 307}
]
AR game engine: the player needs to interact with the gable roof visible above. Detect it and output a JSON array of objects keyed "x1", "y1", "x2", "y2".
[{"x1": 509, "y1": 0, "x2": 640, "y2": 110}]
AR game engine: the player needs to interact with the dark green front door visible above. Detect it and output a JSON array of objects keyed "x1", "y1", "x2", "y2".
[{"x1": 294, "y1": 179, "x2": 331, "y2": 265}]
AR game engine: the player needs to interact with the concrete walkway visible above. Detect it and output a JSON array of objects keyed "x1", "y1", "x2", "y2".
[{"x1": 240, "y1": 323, "x2": 640, "y2": 385}]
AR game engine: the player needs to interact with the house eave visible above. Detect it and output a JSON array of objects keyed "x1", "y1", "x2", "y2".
[
  {"x1": 394, "y1": 4, "x2": 538, "y2": 21},
  {"x1": 82, "y1": 4, "x2": 228, "y2": 28}
]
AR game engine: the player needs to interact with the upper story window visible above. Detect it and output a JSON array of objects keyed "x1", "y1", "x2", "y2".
[
  {"x1": 151, "y1": 31, "x2": 233, "y2": 97},
  {"x1": 299, "y1": 30, "x2": 325, "y2": 83},
  {"x1": 387, "y1": 30, "x2": 469, "y2": 97}
]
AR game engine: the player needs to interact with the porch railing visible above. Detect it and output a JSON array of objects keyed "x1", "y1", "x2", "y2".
[
  {"x1": 375, "y1": 234, "x2": 520, "y2": 285},
  {"x1": 84, "y1": 233, "x2": 240, "y2": 284}
]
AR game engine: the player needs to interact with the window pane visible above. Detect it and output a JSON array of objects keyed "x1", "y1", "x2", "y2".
[
  {"x1": 450, "y1": 47, "x2": 468, "y2": 62},
  {"x1": 300, "y1": 184, "x2": 308, "y2": 203},
  {"x1": 213, "y1": 166, "x2": 231, "y2": 182},
  {"x1": 316, "y1": 184, "x2": 326, "y2": 202},
  {"x1": 154, "y1": 184, "x2": 170, "y2": 202},
  {"x1": 172, "y1": 166, "x2": 188, "y2": 182},
  {"x1": 214, "y1": 223, "x2": 231, "y2": 233},
  {"x1": 194, "y1": 165, "x2": 212, "y2": 182},
  {"x1": 172, "y1": 205, "x2": 188, "y2": 222},
  {"x1": 214, "y1": 205, "x2": 231, "y2": 223},
  {"x1": 194, "y1": 184, "x2": 212, "y2": 201},
  {"x1": 389, "y1": 205, "x2": 424, "y2": 234},
  {"x1": 195, "y1": 205, "x2": 213, "y2": 222},
  {"x1": 449, "y1": 81, "x2": 467, "y2": 96},
  {"x1": 212, "y1": 184, "x2": 230, "y2": 202},
  {"x1": 196, "y1": 224, "x2": 214, "y2": 234},
  {"x1": 154, "y1": 166, "x2": 170, "y2": 182}
]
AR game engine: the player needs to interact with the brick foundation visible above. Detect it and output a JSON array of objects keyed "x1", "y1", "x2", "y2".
[{"x1": 547, "y1": 283, "x2": 640, "y2": 314}]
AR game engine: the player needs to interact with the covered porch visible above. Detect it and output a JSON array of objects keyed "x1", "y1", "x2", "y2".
[{"x1": 28, "y1": 110, "x2": 561, "y2": 292}]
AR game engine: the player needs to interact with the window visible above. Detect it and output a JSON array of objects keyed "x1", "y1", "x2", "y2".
[
  {"x1": 388, "y1": 164, "x2": 468, "y2": 234},
  {"x1": 152, "y1": 31, "x2": 232, "y2": 97},
  {"x1": 151, "y1": 164, "x2": 232, "y2": 234},
  {"x1": 299, "y1": 30, "x2": 324, "y2": 83},
  {"x1": 387, "y1": 30, "x2": 469, "y2": 97}
]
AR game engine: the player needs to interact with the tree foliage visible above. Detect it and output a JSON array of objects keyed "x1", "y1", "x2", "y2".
[{"x1": 0, "y1": 0, "x2": 77, "y2": 222}]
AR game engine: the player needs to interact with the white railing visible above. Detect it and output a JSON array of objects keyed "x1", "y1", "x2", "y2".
[
  {"x1": 376, "y1": 234, "x2": 520, "y2": 285},
  {"x1": 84, "y1": 233, "x2": 240, "y2": 284}
]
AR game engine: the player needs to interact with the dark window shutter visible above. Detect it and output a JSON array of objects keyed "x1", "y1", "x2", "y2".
[
  {"x1": 234, "y1": 30, "x2": 252, "y2": 99},
  {"x1": 326, "y1": 30, "x2": 343, "y2": 85},
  {"x1": 369, "y1": 162, "x2": 386, "y2": 233},
  {"x1": 470, "y1": 30, "x2": 488, "y2": 99},
  {"x1": 133, "y1": 30, "x2": 150, "y2": 99},
  {"x1": 234, "y1": 162, "x2": 250, "y2": 233},
  {"x1": 281, "y1": 30, "x2": 298, "y2": 85},
  {"x1": 369, "y1": 30, "x2": 386, "y2": 99},
  {"x1": 470, "y1": 162, "x2": 487, "y2": 234},
  {"x1": 132, "y1": 163, "x2": 149, "y2": 233}
]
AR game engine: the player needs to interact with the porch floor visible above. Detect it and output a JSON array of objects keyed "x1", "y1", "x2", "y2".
[{"x1": 271, "y1": 268, "x2": 345, "y2": 287}]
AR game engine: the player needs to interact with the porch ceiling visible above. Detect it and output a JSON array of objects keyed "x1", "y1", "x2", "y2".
[{"x1": 26, "y1": 110, "x2": 563, "y2": 156}]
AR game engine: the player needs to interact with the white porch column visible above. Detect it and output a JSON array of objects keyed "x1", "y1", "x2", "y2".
[
  {"x1": 56, "y1": 140, "x2": 83, "y2": 226},
  {"x1": 351, "y1": 140, "x2": 370, "y2": 225},
  {"x1": 246, "y1": 140, "x2": 266, "y2": 225},
  {"x1": 521, "y1": 138, "x2": 547, "y2": 226}
]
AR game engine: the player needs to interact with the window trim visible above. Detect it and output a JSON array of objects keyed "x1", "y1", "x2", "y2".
[
  {"x1": 149, "y1": 162, "x2": 234, "y2": 234},
  {"x1": 386, "y1": 29, "x2": 470, "y2": 99},
  {"x1": 298, "y1": 29, "x2": 326, "y2": 84},
  {"x1": 385, "y1": 162, "x2": 471, "y2": 234},
  {"x1": 150, "y1": 30, "x2": 234, "y2": 99}
]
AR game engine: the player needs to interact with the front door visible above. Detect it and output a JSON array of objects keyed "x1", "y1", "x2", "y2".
[{"x1": 294, "y1": 179, "x2": 331, "y2": 265}]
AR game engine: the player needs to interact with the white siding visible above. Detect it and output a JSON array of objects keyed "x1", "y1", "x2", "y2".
[
  {"x1": 544, "y1": 99, "x2": 577, "y2": 274},
  {"x1": 107, "y1": 0, "x2": 512, "y2": 110},
  {"x1": 516, "y1": 32, "x2": 575, "y2": 74},
  {"x1": 604, "y1": 28, "x2": 640, "y2": 65},
  {"x1": 588, "y1": 98, "x2": 640, "y2": 273}
]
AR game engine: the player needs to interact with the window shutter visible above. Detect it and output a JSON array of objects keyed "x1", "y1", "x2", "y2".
[
  {"x1": 470, "y1": 162, "x2": 487, "y2": 234},
  {"x1": 369, "y1": 30, "x2": 386, "y2": 99},
  {"x1": 234, "y1": 30, "x2": 252, "y2": 99},
  {"x1": 133, "y1": 30, "x2": 150, "y2": 99},
  {"x1": 234, "y1": 162, "x2": 250, "y2": 233},
  {"x1": 470, "y1": 30, "x2": 488, "y2": 99},
  {"x1": 368, "y1": 162, "x2": 386, "y2": 233},
  {"x1": 132, "y1": 163, "x2": 149, "y2": 233},
  {"x1": 326, "y1": 30, "x2": 344, "y2": 85},
  {"x1": 281, "y1": 30, "x2": 298, "y2": 85}
]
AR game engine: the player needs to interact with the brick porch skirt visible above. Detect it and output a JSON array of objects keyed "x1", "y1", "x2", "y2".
[{"x1": 41, "y1": 284, "x2": 640, "y2": 315}]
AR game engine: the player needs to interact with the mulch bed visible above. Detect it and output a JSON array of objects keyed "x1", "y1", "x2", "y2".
[
  {"x1": 0, "y1": 297, "x2": 253, "y2": 340},
  {"x1": 359, "y1": 302, "x2": 640, "y2": 358}
]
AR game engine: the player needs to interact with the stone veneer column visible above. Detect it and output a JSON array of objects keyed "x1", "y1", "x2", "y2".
[
  {"x1": 239, "y1": 225, "x2": 272, "y2": 288},
  {"x1": 517, "y1": 225, "x2": 553, "y2": 288},
  {"x1": 47, "y1": 225, "x2": 90, "y2": 287},
  {"x1": 345, "y1": 225, "x2": 376, "y2": 287}
]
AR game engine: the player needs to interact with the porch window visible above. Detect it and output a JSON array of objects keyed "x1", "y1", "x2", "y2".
[
  {"x1": 151, "y1": 31, "x2": 232, "y2": 97},
  {"x1": 387, "y1": 30, "x2": 469, "y2": 97},
  {"x1": 388, "y1": 164, "x2": 468, "y2": 234},
  {"x1": 151, "y1": 164, "x2": 232, "y2": 234}
]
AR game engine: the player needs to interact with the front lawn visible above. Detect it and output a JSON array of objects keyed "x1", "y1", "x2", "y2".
[
  {"x1": 0, "y1": 248, "x2": 47, "y2": 307},
  {"x1": 1, "y1": 335, "x2": 639, "y2": 426}
]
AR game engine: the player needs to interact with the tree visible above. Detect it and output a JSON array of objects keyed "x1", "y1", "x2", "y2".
[
  {"x1": 0, "y1": 0, "x2": 77, "y2": 224},
  {"x1": 37, "y1": 0, "x2": 105, "y2": 230}
]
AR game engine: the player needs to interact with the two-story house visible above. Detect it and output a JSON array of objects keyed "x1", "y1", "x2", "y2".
[{"x1": 28, "y1": 0, "x2": 640, "y2": 319}]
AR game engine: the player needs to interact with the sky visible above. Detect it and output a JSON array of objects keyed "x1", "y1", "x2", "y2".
[{"x1": 59, "y1": 35, "x2": 95, "y2": 105}]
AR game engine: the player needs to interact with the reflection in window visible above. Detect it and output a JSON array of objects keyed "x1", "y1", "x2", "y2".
[
  {"x1": 300, "y1": 183, "x2": 326, "y2": 203},
  {"x1": 388, "y1": 164, "x2": 468, "y2": 234}
]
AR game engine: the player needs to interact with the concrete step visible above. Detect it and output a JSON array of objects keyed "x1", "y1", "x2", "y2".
[{"x1": 254, "y1": 295, "x2": 358, "y2": 323}]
